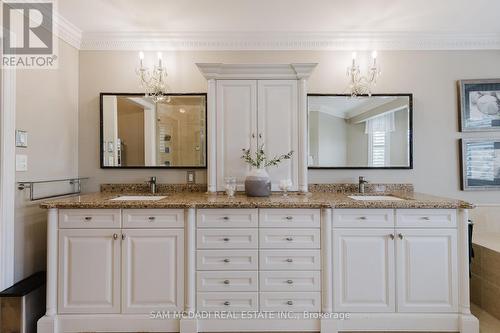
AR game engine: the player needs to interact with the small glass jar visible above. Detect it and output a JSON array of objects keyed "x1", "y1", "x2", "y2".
[
  {"x1": 224, "y1": 177, "x2": 237, "y2": 197},
  {"x1": 279, "y1": 179, "x2": 293, "y2": 196}
]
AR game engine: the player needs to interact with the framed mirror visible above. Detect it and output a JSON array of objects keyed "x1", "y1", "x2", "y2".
[
  {"x1": 100, "y1": 93, "x2": 207, "y2": 168},
  {"x1": 308, "y1": 94, "x2": 413, "y2": 169}
]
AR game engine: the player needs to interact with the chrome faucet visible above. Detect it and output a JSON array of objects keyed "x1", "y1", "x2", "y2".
[
  {"x1": 358, "y1": 176, "x2": 368, "y2": 194},
  {"x1": 147, "y1": 176, "x2": 157, "y2": 194}
]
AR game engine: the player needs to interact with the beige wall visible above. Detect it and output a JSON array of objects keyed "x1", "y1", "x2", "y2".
[
  {"x1": 79, "y1": 50, "x2": 500, "y2": 204},
  {"x1": 14, "y1": 39, "x2": 79, "y2": 282}
]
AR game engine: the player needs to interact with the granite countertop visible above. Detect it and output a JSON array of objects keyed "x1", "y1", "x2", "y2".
[{"x1": 39, "y1": 191, "x2": 474, "y2": 210}]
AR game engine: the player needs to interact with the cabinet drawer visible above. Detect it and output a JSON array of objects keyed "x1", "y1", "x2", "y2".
[
  {"x1": 197, "y1": 271, "x2": 258, "y2": 292},
  {"x1": 197, "y1": 250, "x2": 258, "y2": 270},
  {"x1": 59, "y1": 209, "x2": 121, "y2": 228},
  {"x1": 259, "y1": 292, "x2": 321, "y2": 312},
  {"x1": 333, "y1": 209, "x2": 394, "y2": 228},
  {"x1": 122, "y1": 209, "x2": 184, "y2": 228},
  {"x1": 259, "y1": 209, "x2": 320, "y2": 228},
  {"x1": 260, "y1": 271, "x2": 321, "y2": 292},
  {"x1": 260, "y1": 250, "x2": 321, "y2": 270},
  {"x1": 259, "y1": 229, "x2": 320, "y2": 249},
  {"x1": 197, "y1": 229, "x2": 258, "y2": 249},
  {"x1": 396, "y1": 209, "x2": 457, "y2": 228},
  {"x1": 197, "y1": 209, "x2": 258, "y2": 228},
  {"x1": 197, "y1": 292, "x2": 258, "y2": 312}
]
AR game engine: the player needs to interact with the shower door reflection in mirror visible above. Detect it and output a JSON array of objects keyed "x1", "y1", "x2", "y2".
[
  {"x1": 100, "y1": 93, "x2": 207, "y2": 168},
  {"x1": 308, "y1": 94, "x2": 413, "y2": 169}
]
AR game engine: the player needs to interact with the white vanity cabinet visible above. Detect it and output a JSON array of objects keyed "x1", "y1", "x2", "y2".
[
  {"x1": 57, "y1": 209, "x2": 185, "y2": 315},
  {"x1": 332, "y1": 209, "x2": 458, "y2": 314}
]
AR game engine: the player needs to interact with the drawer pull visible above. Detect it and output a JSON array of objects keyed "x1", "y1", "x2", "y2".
[
  {"x1": 148, "y1": 216, "x2": 156, "y2": 221},
  {"x1": 286, "y1": 258, "x2": 294, "y2": 263},
  {"x1": 223, "y1": 301, "x2": 231, "y2": 306},
  {"x1": 223, "y1": 237, "x2": 230, "y2": 242},
  {"x1": 358, "y1": 216, "x2": 367, "y2": 220},
  {"x1": 223, "y1": 279, "x2": 230, "y2": 285},
  {"x1": 222, "y1": 216, "x2": 230, "y2": 220},
  {"x1": 287, "y1": 300, "x2": 294, "y2": 305},
  {"x1": 421, "y1": 216, "x2": 431, "y2": 221},
  {"x1": 285, "y1": 237, "x2": 294, "y2": 241},
  {"x1": 286, "y1": 279, "x2": 294, "y2": 284},
  {"x1": 285, "y1": 216, "x2": 294, "y2": 220},
  {"x1": 223, "y1": 258, "x2": 231, "y2": 263},
  {"x1": 84, "y1": 216, "x2": 92, "y2": 221}
]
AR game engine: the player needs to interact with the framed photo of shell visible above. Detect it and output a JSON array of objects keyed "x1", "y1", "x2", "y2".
[
  {"x1": 461, "y1": 138, "x2": 500, "y2": 190},
  {"x1": 459, "y1": 79, "x2": 500, "y2": 132}
]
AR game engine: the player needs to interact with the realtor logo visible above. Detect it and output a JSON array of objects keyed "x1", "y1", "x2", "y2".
[{"x1": 2, "y1": 1, "x2": 57, "y2": 68}]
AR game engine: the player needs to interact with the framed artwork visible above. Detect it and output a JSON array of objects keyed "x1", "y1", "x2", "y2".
[
  {"x1": 461, "y1": 138, "x2": 500, "y2": 190},
  {"x1": 459, "y1": 79, "x2": 500, "y2": 132}
]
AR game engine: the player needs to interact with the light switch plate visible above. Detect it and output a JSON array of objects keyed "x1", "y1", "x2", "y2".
[
  {"x1": 187, "y1": 170, "x2": 195, "y2": 184},
  {"x1": 15, "y1": 130, "x2": 28, "y2": 148},
  {"x1": 16, "y1": 154, "x2": 28, "y2": 171}
]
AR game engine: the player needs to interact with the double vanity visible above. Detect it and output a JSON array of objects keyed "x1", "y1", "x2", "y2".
[{"x1": 37, "y1": 187, "x2": 478, "y2": 333}]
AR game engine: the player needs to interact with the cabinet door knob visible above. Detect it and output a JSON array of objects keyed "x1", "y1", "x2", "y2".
[
  {"x1": 223, "y1": 279, "x2": 230, "y2": 285},
  {"x1": 285, "y1": 237, "x2": 294, "y2": 242},
  {"x1": 286, "y1": 280, "x2": 294, "y2": 284},
  {"x1": 121, "y1": 234, "x2": 125, "y2": 240},
  {"x1": 286, "y1": 258, "x2": 294, "y2": 263},
  {"x1": 287, "y1": 300, "x2": 294, "y2": 305},
  {"x1": 148, "y1": 216, "x2": 156, "y2": 221},
  {"x1": 358, "y1": 216, "x2": 367, "y2": 220},
  {"x1": 84, "y1": 216, "x2": 92, "y2": 221},
  {"x1": 259, "y1": 133, "x2": 262, "y2": 139},
  {"x1": 113, "y1": 233, "x2": 118, "y2": 240},
  {"x1": 251, "y1": 133, "x2": 255, "y2": 139},
  {"x1": 223, "y1": 237, "x2": 230, "y2": 242},
  {"x1": 389, "y1": 234, "x2": 395, "y2": 240},
  {"x1": 223, "y1": 301, "x2": 231, "y2": 306},
  {"x1": 223, "y1": 258, "x2": 231, "y2": 263},
  {"x1": 398, "y1": 233, "x2": 404, "y2": 240}
]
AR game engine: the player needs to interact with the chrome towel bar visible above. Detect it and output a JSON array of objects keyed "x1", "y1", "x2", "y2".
[{"x1": 17, "y1": 177, "x2": 89, "y2": 201}]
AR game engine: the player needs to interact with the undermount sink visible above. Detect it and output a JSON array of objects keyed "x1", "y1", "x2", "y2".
[
  {"x1": 109, "y1": 195, "x2": 167, "y2": 201},
  {"x1": 348, "y1": 195, "x2": 405, "y2": 201}
]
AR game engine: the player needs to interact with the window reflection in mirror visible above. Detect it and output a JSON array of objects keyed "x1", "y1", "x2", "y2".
[
  {"x1": 101, "y1": 94, "x2": 206, "y2": 168},
  {"x1": 308, "y1": 94, "x2": 412, "y2": 169}
]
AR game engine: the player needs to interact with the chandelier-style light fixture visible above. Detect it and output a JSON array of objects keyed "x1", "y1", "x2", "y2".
[
  {"x1": 136, "y1": 51, "x2": 170, "y2": 103},
  {"x1": 347, "y1": 51, "x2": 381, "y2": 96}
]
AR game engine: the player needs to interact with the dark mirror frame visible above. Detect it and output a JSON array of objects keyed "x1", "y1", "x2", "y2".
[
  {"x1": 307, "y1": 93, "x2": 414, "y2": 170},
  {"x1": 99, "y1": 92, "x2": 208, "y2": 169}
]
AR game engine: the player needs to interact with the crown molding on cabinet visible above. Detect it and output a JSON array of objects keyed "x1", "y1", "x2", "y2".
[
  {"x1": 196, "y1": 63, "x2": 318, "y2": 80},
  {"x1": 78, "y1": 31, "x2": 500, "y2": 51}
]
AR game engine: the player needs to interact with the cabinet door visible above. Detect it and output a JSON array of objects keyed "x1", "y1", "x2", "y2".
[
  {"x1": 396, "y1": 229, "x2": 458, "y2": 313},
  {"x1": 216, "y1": 80, "x2": 257, "y2": 191},
  {"x1": 333, "y1": 229, "x2": 395, "y2": 312},
  {"x1": 58, "y1": 229, "x2": 120, "y2": 314},
  {"x1": 257, "y1": 80, "x2": 298, "y2": 190},
  {"x1": 122, "y1": 229, "x2": 184, "y2": 313}
]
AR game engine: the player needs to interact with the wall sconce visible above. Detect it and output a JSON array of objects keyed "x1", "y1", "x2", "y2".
[
  {"x1": 346, "y1": 51, "x2": 381, "y2": 96},
  {"x1": 136, "y1": 51, "x2": 170, "y2": 103}
]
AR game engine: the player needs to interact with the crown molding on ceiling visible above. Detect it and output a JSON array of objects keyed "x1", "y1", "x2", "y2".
[
  {"x1": 78, "y1": 31, "x2": 500, "y2": 51},
  {"x1": 54, "y1": 12, "x2": 83, "y2": 49}
]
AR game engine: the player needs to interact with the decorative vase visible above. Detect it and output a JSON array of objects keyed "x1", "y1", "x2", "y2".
[{"x1": 244, "y1": 168, "x2": 271, "y2": 197}]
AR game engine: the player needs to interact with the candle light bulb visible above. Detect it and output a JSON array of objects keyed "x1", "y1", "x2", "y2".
[
  {"x1": 351, "y1": 52, "x2": 357, "y2": 60},
  {"x1": 157, "y1": 52, "x2": 163, "y2": 67},
  {"x1": 139, "y1": 51, "x2": 144, "y2": 67},
  {"x1": 372, "y1": 50, "x2": 377, "y2": 59}
]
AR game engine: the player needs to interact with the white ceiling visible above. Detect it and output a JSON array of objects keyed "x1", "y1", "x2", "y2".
[
  {"x1": 55, "y1": 0, "x2": 500, "y2": 50},
  {"x1": 59, "y1": 0, "x2": 500, "y2": 33}
]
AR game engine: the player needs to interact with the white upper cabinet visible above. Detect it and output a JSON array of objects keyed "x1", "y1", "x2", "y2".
[
  {"x1": 197, "y1": 63, "x2": 317, "y2": 193},
  {"x1": 257, "y1": 80, "x2": 299, "y2": 191},
  {"x1": 216, "y1": 80, "x2": 257, "y2": 191}
]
